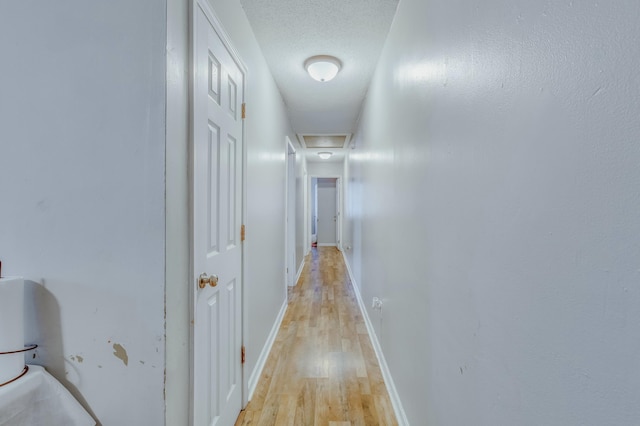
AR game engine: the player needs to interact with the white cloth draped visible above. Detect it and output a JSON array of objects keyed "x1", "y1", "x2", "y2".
[{"x1": 0, "y1": 365, "x2": 94, "y2": 426}]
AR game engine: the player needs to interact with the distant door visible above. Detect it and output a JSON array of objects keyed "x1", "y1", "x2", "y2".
[
  {"x1": 193, "y1": 2, "x2": 244, "y2": 425},
  {"x1": 316, "y1": 178, "x2": 337, "y2": 246}
]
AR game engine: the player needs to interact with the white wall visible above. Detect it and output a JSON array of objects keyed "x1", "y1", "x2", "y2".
[
  {"x1": 204, "y1": 0, "x2": 296, "y2": 391},
  {"x1": 346, "y1": 0, "x2": 640, "y2": 424},
  {"x1": 307, "y1": 159, "x2": 344, "y2": 177},
  {"x1": 0, "y1": 2, "x2": 166, "y2": 424},
  {"x1": 342, "y1": 149, "x2": 360, "y2": 282}
]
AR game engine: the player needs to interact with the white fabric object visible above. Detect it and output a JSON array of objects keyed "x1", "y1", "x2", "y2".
[
  {"x1": 0, "y1": 365, "x2": 95, "y2": 426},
  {"x1": 0, "y1": 277, "x2": 25, "y2": 384}
]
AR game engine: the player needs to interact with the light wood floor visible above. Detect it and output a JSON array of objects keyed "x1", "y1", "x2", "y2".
[{"x1": 235, "y1": 247, "x2": 398, "y2": 426}]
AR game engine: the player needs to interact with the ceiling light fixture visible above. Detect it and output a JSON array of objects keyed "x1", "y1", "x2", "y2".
[
  {"x1": 304, "y1": 55, "x2": 341, "y2": 82},
  {"x1": 317, "y1": 152, "x2": 333, "y2": 160}
]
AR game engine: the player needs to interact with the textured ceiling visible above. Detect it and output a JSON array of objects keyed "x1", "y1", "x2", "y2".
[{"x1": 240, "y1": 0, "x2": 399, "y2": 141}]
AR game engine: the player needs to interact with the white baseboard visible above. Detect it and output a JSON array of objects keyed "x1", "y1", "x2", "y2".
[
  {"x1": 247, "y1": 299, "x2": 288, "y2": 400},
  {"x1": 317, "y1": 243, "x2": 336, "y2": 247},
  {"x1": 341, "y1": 252, "x2": 410, "y2": 426}
]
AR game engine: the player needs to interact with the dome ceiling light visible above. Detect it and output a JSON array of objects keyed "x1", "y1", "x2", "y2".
[
  {"x1": 317, "y1": 152, "x2": 333, "y2": 160},
  {"x1": 304, "y1": 55, "x2": 342, "y2": 82}
]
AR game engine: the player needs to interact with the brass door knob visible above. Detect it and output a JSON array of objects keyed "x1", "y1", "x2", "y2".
[
  {"x1": 198, "y1": 273, "x2": 219, "y2": 289},
  {"x1": 198, "y1": 273, "x2": 209, "y2": 289},
  {"x1": 208, "y1": 274, "x2": 218, "y2": 287}
]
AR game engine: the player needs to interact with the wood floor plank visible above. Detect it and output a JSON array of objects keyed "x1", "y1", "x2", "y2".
[
  {"x1": 360, "y1": 394, "x2": 378, "y2": 425},
  {"x1": 235, "y1": 410, "x2": 246, "y2": 426},
  {"x1": 374, "y1": 394, "x2": 398, "y2": 426},
  {"x1": 236, "y1": 247, "x2": 398, "y2": 426},
  {"x1": 273, "y1": 394, "x2": 297, "y2": 426},
  {"x1": 294, "y1": 378, "x2": 316, "y2": 425}
]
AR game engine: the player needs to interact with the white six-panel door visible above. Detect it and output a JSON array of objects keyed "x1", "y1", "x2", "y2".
[{"x1": 193, "y1": 2, "x2": 244, "y2": 425}]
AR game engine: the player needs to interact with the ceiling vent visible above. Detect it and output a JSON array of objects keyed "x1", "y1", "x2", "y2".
[{"x1": 299, "y1": 134, "x2": 350, "y2": 149}]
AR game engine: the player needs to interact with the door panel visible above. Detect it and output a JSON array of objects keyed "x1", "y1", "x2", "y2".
[
  {"x1": 227, "y1": 136, "x2": 237, "y2": 248},
  {"x1": 194, "y1": 3, "x2": 244, "y2": 425},
  {"x1": 205, "y1": 294, "x2": 220, "y2": 421},
  {"x1": 208, "y1": 122, "x2": 220, "y2": 254},
  {"x1": 317, "y1": 178, "x2": 337, "y2": 245}
]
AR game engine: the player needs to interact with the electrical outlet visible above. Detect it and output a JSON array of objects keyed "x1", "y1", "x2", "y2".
[{"x1": 372, "y1": 297, "x2": 383, "y2": 311}]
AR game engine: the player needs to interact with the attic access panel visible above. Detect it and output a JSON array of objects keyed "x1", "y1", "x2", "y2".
[{"x1": 299, "y1": 134, "x2": 350, "y2": 149}]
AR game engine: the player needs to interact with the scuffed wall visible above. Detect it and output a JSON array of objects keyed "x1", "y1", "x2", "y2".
[{"x1": 0, "y1": 1, "x2": 166, "y2": 424}]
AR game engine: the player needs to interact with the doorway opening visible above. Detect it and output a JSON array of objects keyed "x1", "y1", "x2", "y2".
[
  {"x1": 285, "y1": 138, "x2": 296, "y2": 288},
  {"x1": 309, "y1": 176, "x2": 342, "y2": 249}
]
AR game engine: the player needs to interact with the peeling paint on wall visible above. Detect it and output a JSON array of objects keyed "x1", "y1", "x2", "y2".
[
  {"x1": 112, "y1": 343, "x2": 129, "y2": 366},
  {"x1": 71, "y1": 355, "x2": 85, "y2": 363}
]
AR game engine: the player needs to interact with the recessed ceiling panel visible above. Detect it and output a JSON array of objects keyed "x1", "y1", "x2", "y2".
[{"x1": 302, "y1": 135, "x2": 348, "y2": 149}]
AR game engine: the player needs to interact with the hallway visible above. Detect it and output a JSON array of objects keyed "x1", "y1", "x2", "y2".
[
  {"x1": 3, "y1": 0, "x2": 640, "y2": 424},
  {"x1": 235, "y1": 247, "x2": 397, "y2": 425}
]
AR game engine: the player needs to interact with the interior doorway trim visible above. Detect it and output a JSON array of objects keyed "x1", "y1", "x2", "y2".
[
  {"x1": 308, "y1": 174, "x2": 343, "y2": 251},
  {"x1": 284, "y1": 137, "x2": 297, "y2": 288}
]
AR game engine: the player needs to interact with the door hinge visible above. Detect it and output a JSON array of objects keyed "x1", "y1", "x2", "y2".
[
  {"x1": 241, "y1": 346, "x2": 246, "y2": 364},
  {"x1": 241, "y1": 224, "x2": 246, "y2": 242},
  {"x1": 241, "y1": 103, "x2": 246, "y2": 119}
]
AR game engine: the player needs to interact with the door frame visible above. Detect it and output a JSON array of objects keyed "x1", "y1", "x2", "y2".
[
  {"x1": 284, "y1": 137, "x2": 297, "y2": 287},
  {"x1": 302, "y1": 163, "x2": 309, "y2": 255},
  {"x1": 308, "y1": 174, "x2": 342, "y2": 250},
  {"x1": 189, "y1": 0, "x2": 250, "y2": 423}
]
